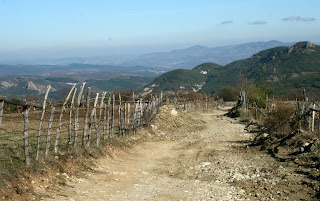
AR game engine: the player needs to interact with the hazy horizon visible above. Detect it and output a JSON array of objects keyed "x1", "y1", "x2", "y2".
[{"x1": 0, "y1": 0, "x2": 319, "y2": 62}]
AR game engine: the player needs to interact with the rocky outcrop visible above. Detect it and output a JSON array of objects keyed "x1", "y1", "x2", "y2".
[{"x1": 287, "y1": 41, "x2": 316, "y2": 54}]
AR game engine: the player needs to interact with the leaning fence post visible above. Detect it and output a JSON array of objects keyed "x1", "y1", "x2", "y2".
[
  {"x1": 55, "y1": 84, "x2": 76, "y2": 153},
  {"x1": 45, "y1": 106, "x2": 55, "y2": 157},
  {"x1": 68, "y1": 88, "x2": 77, "y2": 145},
  {"x1": 73, "y1": 82, "x2": 86, "y2": 146},
  {"x1": 92, "y1": 93, "x2": 100, "y2": 146},
  {"x1": 99, "y1": 91, "x2": 107, "y2": 123},
  {"x1": 36, "y1": 85, "x2": 51, "y2": 160},
  {"x1": 23, "y1": 107, "x2": 30, "y2": 166},
  {"x1": 0, "y1": 100, "x2": 4, "y2": 129},
  {"x1": 86, "y1": 93, "x2": 99, "y2": 147},
  {"x1": 82, "y1": 87, "x2": 91, "y2": 146}
]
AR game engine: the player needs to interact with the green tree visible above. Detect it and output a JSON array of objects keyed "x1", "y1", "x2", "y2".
[{"x1": 218, "y1": 86, "x2": 238, "y2": 101}]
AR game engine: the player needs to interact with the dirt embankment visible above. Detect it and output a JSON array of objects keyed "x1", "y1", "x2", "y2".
[{"x1": 2, "y1": 105, "x2": 320, "y2": 200}]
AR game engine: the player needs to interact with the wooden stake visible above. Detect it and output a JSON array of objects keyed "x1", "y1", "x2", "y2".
[
  {"x1": 23, "y1": 107, "x2": 30, "y2": 166},
  {"x1": 55, "y1": 84, "x2": 76, "y2": 153},
  {"x1": 92, "y1": 93, "x2": 100, "y2": 146},
  {"x1": 107, "y1": 95, "x2": 111, "y2": 138},
  {"x1": 68, "y1": 88, "x2": 77, "y2": 145},
  {"x1": 312, "y1": 103, "x2": 315, "y2": 132},
  {"x1": 36, "y1": 85, "x2": 51, "y2": 160},
  {"x1": 45, "y1": 107, "x2": 55, "y2": 157},
  {"x1": 111, "y1": 94, "x2": 115, "y2": 138},
  {"x1": 0, "y1": 100, "x2": 4, "y2": 129},
  {"x1": 87, "y1": 93, "x2": 99, "y2": 147},
  {"x1": 99, "y1": 91, "x2": 107, "y2": 123},
  {"x1": 118, "y1": 93, "x2": 122, "y2": 136},
  {"x1": 73, "y1": 82, "x2": 86, "y2": 146},
  {"x1": 103, "y1": 103, "x2": 107, "y2": 140},
  {"x1": 124, "y1": 102, "x2": 127, "y2": 132},
  {"x1": 127, "y1": 103, "x2": 131, "y2": 131},
  {"x1": 82, "y1": 87, "x2": 91, "y2": 146}
]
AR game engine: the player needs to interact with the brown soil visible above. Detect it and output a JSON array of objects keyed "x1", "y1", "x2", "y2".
[{"x1": 2, "y1": 105, "x2": 320, "y2": 200}]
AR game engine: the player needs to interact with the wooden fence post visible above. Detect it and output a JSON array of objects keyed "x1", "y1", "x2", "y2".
[
  {"x1": 82, "y1": 87, "x2": 91, "y2": 146},
  {"x1": 124, "y1": 102, "x2": 127, "y2": 132},
  {"x1": 132, "y1": 91, "x2": 135, "y2": 102},
  {"x1": 68, "y1": 88, "x2": 77, "y2": 145},
  {"x1": 99, "y1": 92, "x2": 107, "y2": 123},
  {"x1": 118, "y1": 93, "x2": 122, "y2": 136},
  {"x1": 98, "y1": 92, "x2": 107, "y2": 141},
  {"x1": 87, "y1": 109, "x2": 93, "y2": 147},
  {"x1": 92, "y1": 93, "x2": 100, "y2": 146},
  {"x1": 318, "y1": 111, "x2": 320, "y2": 135},
  {"x1": 0, "y1": 100, "x2": 4, "y2": 129},
  {"x1": 103, "y1": 103, "x2": 107, "y2": 140},
  {"x1": 23, "y1": 107, "x2": 30, "y2": 166},
  {"x1": 111, "y1": 94, "x2": 115, "y2": 138},
  {"x1": 86, "y1": 93, "x2": 99, "y2": 147},
  {"x1": 73, "y1": 82, "x2": 86, "y2": 146},
  {"x1": 312, "y1": 103, "x2": 315, "y2": 132},
  {"x1": 138, "y1": 99, "x2": 141, "y2": 127},
  {"x1": 36, "y1": 85, "x2": 51, "y2": 160},
  {"x1": 127, "y1": 103, "x2": 130, "y2": 130},
  {"x1": 45, "y1": 107, "x2": 55, "y2": 157},
  {"x1": 132, "y1": 101, "x2": 137, "y2": 132},
  {"x1": 205, "y1": 95, "x2": 208, "y2": 111},
  {"x1": 107, "y1": 95, "x2": 111, "y2": 138},
  {"x1": 55, "y1": 84, "x2": 76, "y2": 153}
]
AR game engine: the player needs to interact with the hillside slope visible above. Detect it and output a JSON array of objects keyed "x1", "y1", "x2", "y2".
[
  {"x1": 144, "y1": 41, "x2": 320, "y2": 96},
  {"x1": 142, "y1": 63, "x2": 222, "y2": 95}
]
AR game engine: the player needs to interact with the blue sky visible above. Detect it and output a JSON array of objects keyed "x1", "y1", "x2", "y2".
[{"x1": 0, "y1": 0, "x2": 319, "y2": 58}]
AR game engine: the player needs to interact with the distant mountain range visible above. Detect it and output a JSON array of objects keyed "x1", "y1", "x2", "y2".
[
  {"x1": 1, "y1": 40, "x2": 319, "y2": 99},
  {"x1": 123, "y1": 40, "x2": 297, "y2": 68},
  {"x1": 0, "y1": 41, "x2": 300, "y2": 68},
  {"x1": 143, "y1": 41, "x2": 320, "y2": 97},
  {"x1": 0, "y1": 64, "x2": 163, "y2": 99}
]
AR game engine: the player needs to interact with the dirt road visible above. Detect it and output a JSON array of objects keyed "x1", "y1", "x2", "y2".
[{"x1": 42, "y1": 106, "x2": 316, "y2": 200}]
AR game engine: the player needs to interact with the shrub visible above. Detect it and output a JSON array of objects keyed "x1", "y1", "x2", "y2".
[
  {"x1": 246, "y1": 82, "x2": 272, "y2": 108},
  {"x1": 264, "y1": 103, "x2": 295, "y2": 134},
  {"x1": 218, "y1": 86, "x2": 238, "y2": 101}
]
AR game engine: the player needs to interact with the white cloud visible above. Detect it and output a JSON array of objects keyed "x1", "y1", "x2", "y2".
[
  {"x1": 250, "y1": 20, "x2": 267, "y2": 25},
  {"x1": 282, "y1": 16, "x2": 316, "y2": 22},
  {"x1": 221, "y1": 20, "x2": 233, "y2": 25}
]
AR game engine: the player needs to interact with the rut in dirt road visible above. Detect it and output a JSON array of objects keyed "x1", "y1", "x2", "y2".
[{"x1": 43, "y1": 107, "x2": 317, "y2": 201}]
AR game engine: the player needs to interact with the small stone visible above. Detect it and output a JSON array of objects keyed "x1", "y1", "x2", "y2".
[{"x1": 238, "y1": 189, "x2": 245, "y2": 195}]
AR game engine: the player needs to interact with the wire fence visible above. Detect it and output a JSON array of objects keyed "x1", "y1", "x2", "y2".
[
  {"x1": 0, "y1": 84, "x2": 163, "y2": 166},
  {"x1": 0, "y1": 82, "x2": 229, "y2": 168},
  {"x1": 237, "y1": 89, "x2": 320, "y2": 134}
]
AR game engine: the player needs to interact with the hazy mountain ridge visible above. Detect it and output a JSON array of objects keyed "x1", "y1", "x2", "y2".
[
  {"x1": 1, "y1": 40, "x2": 319, "y2": 99},
  {"x1": 123, "y1": 40, "x2": 296, "y2": 69},
  {"x1": 0, "y1": 41, "x2": 300, "y2": 67},
  {"x1": 0, "y1": 63, "x2": 163, "y2": 100},
  {"x1": 144, "y1": 41, "x2": 320, "y2": 97}
]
